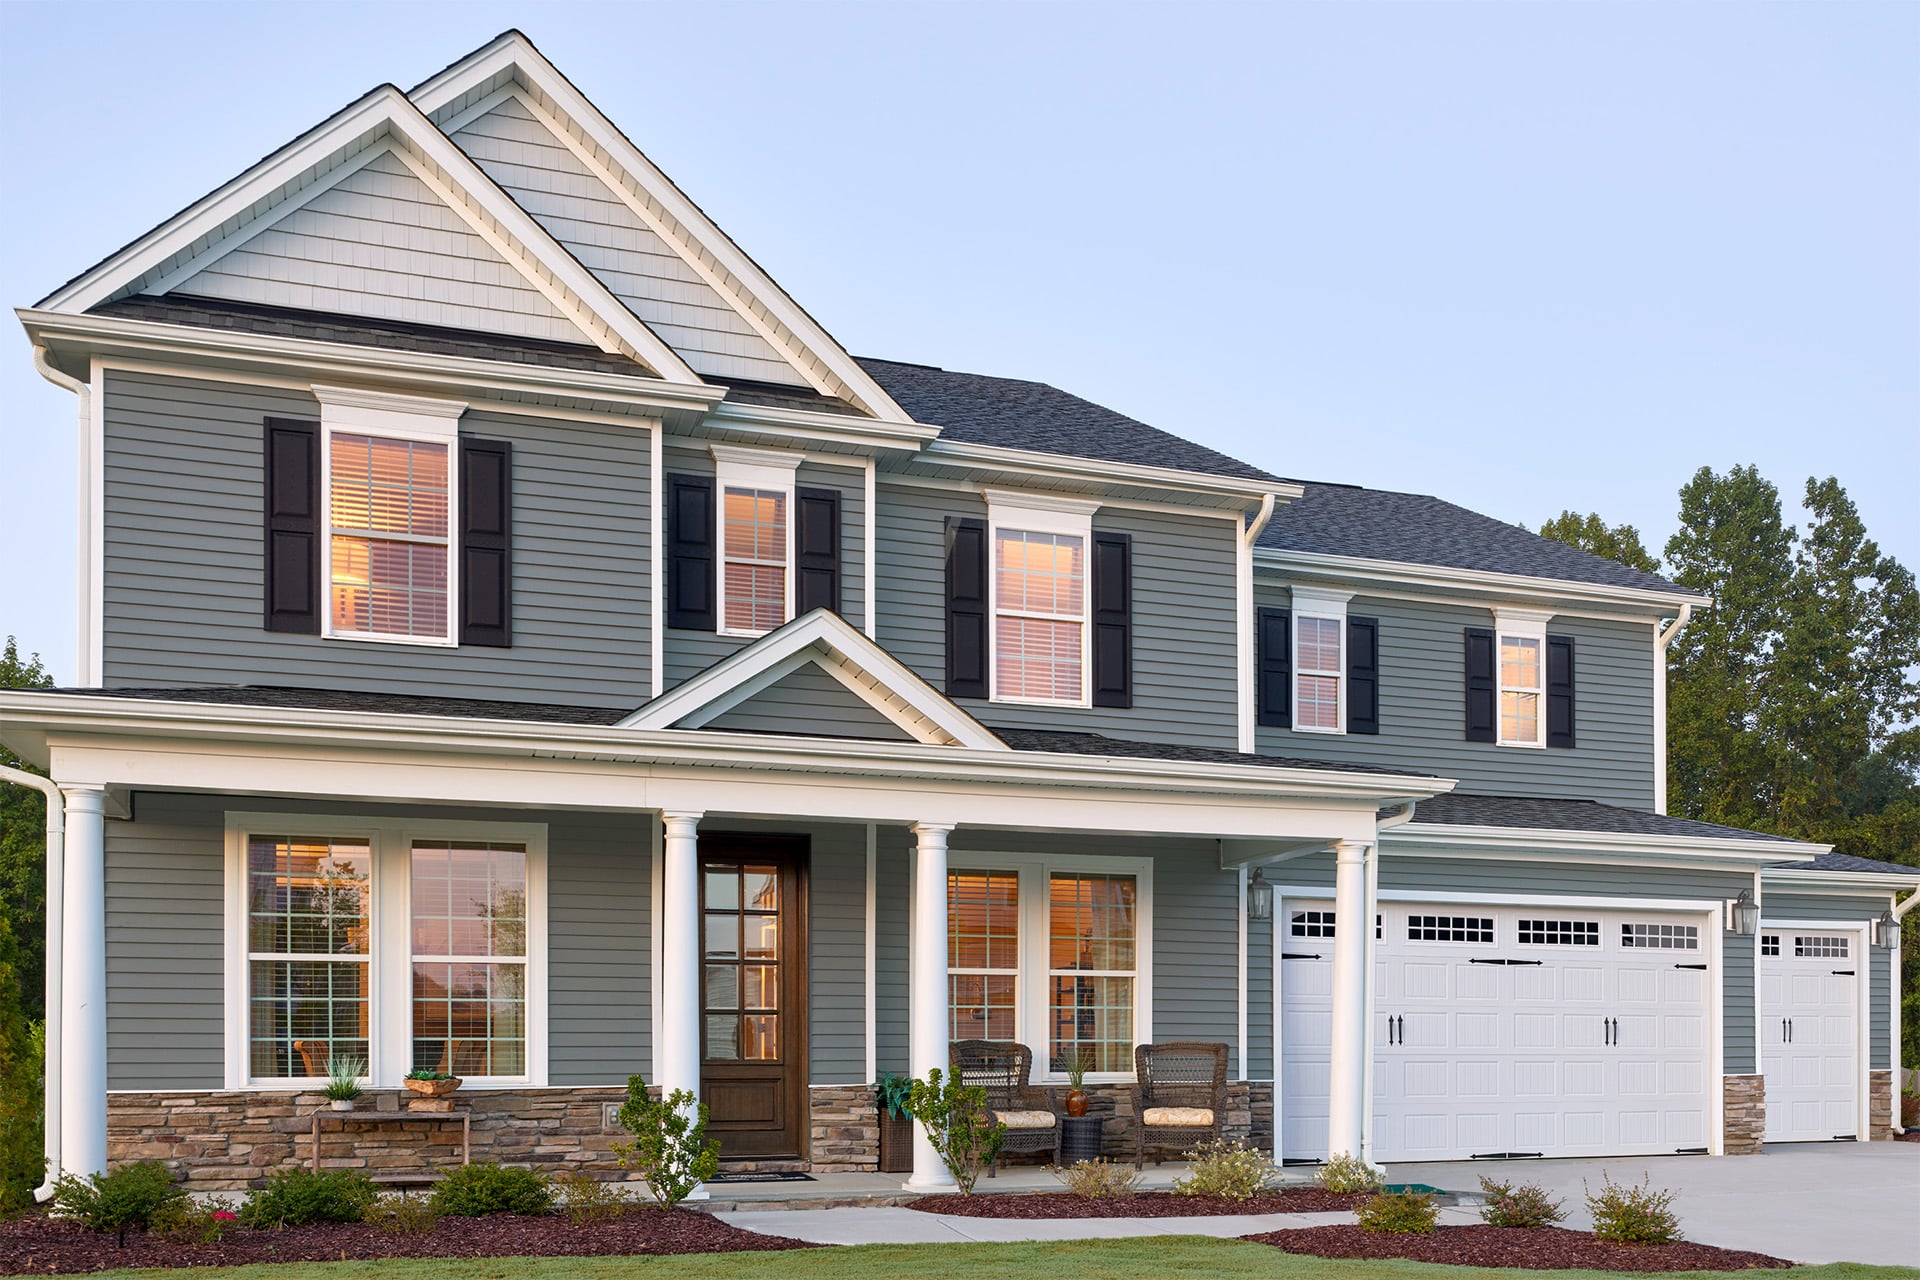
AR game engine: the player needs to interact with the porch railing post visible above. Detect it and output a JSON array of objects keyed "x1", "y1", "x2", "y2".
[{"x1": 906, "y1": 821, "x2": 958, "y2": 1191}]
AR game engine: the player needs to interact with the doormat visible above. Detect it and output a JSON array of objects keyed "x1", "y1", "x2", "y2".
[
  {"x1": 708, "y1": 1171, "x2": 817, "y2": 1184},
  {"x1": 1385, "y1": 1183, "x2": 1447, "y2": 1196}
]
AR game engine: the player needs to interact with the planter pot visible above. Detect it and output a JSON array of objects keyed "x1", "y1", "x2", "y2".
[
  {"x1": 1065, "y1": 1088, "x2": 1089, "y2": 1118},
  {"x1": 329, "y1": 1099, "x2": 355, "y2": 1112},
  {"x1": 878, "y1": 1110, "x2": 914, "y2": 1174},
  {"x1": 405, "y1": 1076, "x2": 462, "y2": 1098}
]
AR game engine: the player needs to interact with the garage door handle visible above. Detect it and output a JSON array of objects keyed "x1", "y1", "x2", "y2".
[
  {"x1": 1468, "y1": 958, "x2": 1543, "y2": 966},
  {"x1": 1281, "y1": 953, "x2": 1322, "y2": 960},
  {"x1": 1831, "y1": 969, "x2": 1853, "y2": 976},
  {"x1": 1674, "y1": 963, "x2": 1707, "y2": 970}
]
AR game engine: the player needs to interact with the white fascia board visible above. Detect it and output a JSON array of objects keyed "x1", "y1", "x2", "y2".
[
  {"x1": 1763, "y1": 868, "x2": 1920, "y2": 890},
  {"x1": 920, "y1": 439, "x2": 1298, "y2": 505},
  {"x1": 1254, "y1": 547, "x2": 1712, "y2": 615},
  {"x1": 409, "y1": 34, "x2": 910, "y2": 422},
  {"x1": 702, "y1": 397, "x2": 938, "y2": 449},
  {"x1": 1386, "y1": 821, "x2": 1827, "y2": 866},
  {"x1": 19, "y1": 309, "x2": 718, "y2": 417}
]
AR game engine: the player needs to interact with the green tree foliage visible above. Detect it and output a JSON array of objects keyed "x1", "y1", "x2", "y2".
[
  {"x1": 0, "y1": 636, "x2": 51, "y2": 1214},
  {"x1": 1536, "y1": 510, "x2": 1662, "y2": 575}
]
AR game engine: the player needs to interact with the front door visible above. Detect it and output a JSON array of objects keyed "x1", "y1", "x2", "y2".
[{"x1": 699, "y1": 835, "x2": 808, "y2": 1160}]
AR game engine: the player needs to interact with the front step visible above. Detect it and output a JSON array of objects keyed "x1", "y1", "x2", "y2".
[{"x1": 714, "y1": 1158, "x2": 810, "y2": 1176}]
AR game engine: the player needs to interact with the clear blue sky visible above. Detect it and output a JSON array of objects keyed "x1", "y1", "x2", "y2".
[{"x1": 2, "y1": 1, "x2": 1914, "y2": 683}]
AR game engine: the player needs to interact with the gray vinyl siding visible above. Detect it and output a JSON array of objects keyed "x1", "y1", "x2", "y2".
[
  {"x1": 173, "y1": 150, "x2": 586, "y2": 344},
  {"x1": 705, "y1": 665, "x2": 912, "y2": 740},
  {"x1": 662, "y1": 449, "x2": 868, "y2": 687},
  {"x1": 104, "y1": 793, "x2": 651, "y2": 1090},
  {"x1": 873, "y1": 482, "x2": 1241, "y2": 749},
  {"x1": 804, "y1": 827, "x2": 868, "y2": 1085},
  {"x1": 1762, "y1": 889, "x2": 1896, "y2": 1070},
  {"x1": 874, "y1": 827, "x2": 911, "y2": 1077},
  {"x1": 1255, "y1": 589, "x2": 1657, "y2": 809},
  {"x1": 100, "y1": 371, "x2": 653, "y2": 706},
  {"x1": 1275, "y1": 852, "x2": 1759, "y2": 1071},
  {"x1": 451, "y1": 97, "x2": 799, "y2": 385},
  {"x1": 1248, "y1": 883, "x2": 1273, "y2": 1080}
]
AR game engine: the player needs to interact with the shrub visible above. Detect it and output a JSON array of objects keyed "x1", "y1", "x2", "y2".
[
  {"x1": 50, "y1": 1161, "x2": 188, "y2": 1245},
  {"x1": 613, "y1": 1074, "x2": 720, "y2": 1210},
  {"x1": 239, "y1": 1167, "x2": 376, "y2": 1228},
  {"x1": 430, "y1": 1161, "x2": 553, "y2": 1217},
  {"x1": 555, "y1": 1169, "x2": 627, "y2": 1226},
  {"x1": 874, "y1": 1071, "x2": 913, "y2": 1121},
  {"x1": 905, "y1": 1067, "x2": 1004, "y2": 1196},
  {"x1": 323, "y1": 1056, "x2": 363, "y2": 1103},
  {"x1": 1478, "y1": 1176, "x2": 1565, "y2": 1229},
  {"x1": 1357, "y1": 1190, "x2": 1438, "y2": 1235},
  {"x1": 1314, "y1": 1151, "x2": 1384, "y2": 1195},
  {"x1": 1172, "y1": 1138, "x2": 1281, "y2": 1201},
  {"x1": 1048, "y1": 1158, "x2": 1142, "y2": 1200},
  {"x1": 150, "y1": 1196, "x2": 239, "y2": 1245},
  {"x1": 365, "y1": 1192, "x2": 441, "y2": 1235},
  {"x1": 1585, "y1": 1171, "x2": 1681, "y2": 1245}
]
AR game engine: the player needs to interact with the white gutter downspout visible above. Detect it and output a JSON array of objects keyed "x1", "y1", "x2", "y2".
[
  {"x1": 1237, "y1": 494, "x2": 1278, "y2": 753},
  {"x1": 1653, "y1": 603, "x2": 1694, "y2": 815},
  {"x1": 1894, "y1": 885, "x2": 1920, "y2": 1130},
  {"x1": 0, "y1": 765, "x2": 65, "y2": 1201}
]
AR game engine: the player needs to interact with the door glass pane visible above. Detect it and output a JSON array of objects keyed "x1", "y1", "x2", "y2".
[
  {"x1": 704, "y1": 868, "x2": 738, "y2": 910},
  {"x1": 742, "y1": 1014, "x2": 779, "y2": 1060},
  {"x1": 742, "y1": 868, "x2": 778, "y2": 912},
  {"x1": 705, "y1": 1014, "x2": 740, "y2": 1060},
  {"x1": 704, "y1": 915, "x2": 740, "y2": 959},
  {"x1": 705, "y1": 964, "x2": 740, "y2": 1010},
  {"x1": 742, "y1": 964, "x2": 778, "y2": 1010},
  {"x1": 744, "y1": 914, "x2": 779, "y2": 960}
]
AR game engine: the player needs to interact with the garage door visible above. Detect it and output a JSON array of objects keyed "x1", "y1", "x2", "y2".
[
  {"x1": 1760, "y1": 929, "x2": 1859, "y2": 1142},
  {"x1": 1281, "y1": 901, "x2": 1713, "y2": 1162}
]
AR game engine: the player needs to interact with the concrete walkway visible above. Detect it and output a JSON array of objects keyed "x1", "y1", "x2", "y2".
[{"x1": 718, "y1": 1143, "x2": 1920, "y2": 1266}]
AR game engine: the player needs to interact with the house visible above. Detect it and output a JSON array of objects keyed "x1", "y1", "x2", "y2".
[{"x1": 3, "y1": 31, "x2": 1912, "y2": 1195}]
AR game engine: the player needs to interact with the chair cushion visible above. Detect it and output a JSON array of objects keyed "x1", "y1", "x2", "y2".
[
  {"x1": 1143, "y1": 1106, "x2": 1214, "y2": 1127},
  {"x1": 994, "y1": 1109, "x2": 1057, "y2": 1130}
]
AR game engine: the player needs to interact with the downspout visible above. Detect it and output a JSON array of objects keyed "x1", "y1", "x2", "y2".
[
  {"x1": 1237, "y1": 494, "x2": 1278, "y2": 753},
  {"x1": 1653, "y1": 603, "x2": 1694, "y2": 815},
  {"x1": 0, "y1": 765, "x2": 65, "y2": 1201},
  {"x1": 1894, "y1": 885, "x2": 1920, "y2": 1130}
]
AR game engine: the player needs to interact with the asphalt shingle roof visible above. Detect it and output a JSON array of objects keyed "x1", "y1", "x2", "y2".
[
  {"x1": 1777, "y1": 851, "x2": 1919, "y2": 877},
  {"x1": 1260, "y1": 483, "x2": 1696, "y2": 597},
  {"x1": 1409, "y1": 794, "x2": 1802, "y2": 843},
  {"x1": 990, "y1": 727, "x2": 1433, "y2": 778}
]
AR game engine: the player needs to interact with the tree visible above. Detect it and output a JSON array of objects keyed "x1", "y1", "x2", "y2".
[
  {"x1": 1, "y1": 637, "x2": 53, "y2": 1021},
  {"x1": 1536, "y1": 511, "x2": 1662, "y2": 575}
]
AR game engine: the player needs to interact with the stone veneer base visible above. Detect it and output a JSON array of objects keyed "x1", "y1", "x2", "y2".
[
  {"x1": 1869, "y1": 1069, "x2": 1894, "y2": 1141},
  {"x1": 1722, "y1": 1074, "x2": 1765, "y2": 1155}
]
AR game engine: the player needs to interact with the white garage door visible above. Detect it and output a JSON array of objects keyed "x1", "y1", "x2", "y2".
[
  {"x1": 1281, "y1": 900, "x2": 1713, "y2": 1163},
  {"x1": 1760, "y1": 929, "x2": 1859, "y2": 1142}
]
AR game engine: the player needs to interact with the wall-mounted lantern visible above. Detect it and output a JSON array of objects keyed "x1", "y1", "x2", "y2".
[
  {"x1": 1728, "y1": 888, "x2": 1760, "y2": 937},
  {"x1": 1247, "y1": 867, "x2": 1274, "y2": 923}
]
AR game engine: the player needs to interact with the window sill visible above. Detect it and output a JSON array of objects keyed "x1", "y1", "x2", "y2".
[
  {"x1": 1290, "y1": 724, "x2": 1346, "y2": 736},
  {"x1": 1496, "y1": 738, "x2": 1547, "y2": 749},
  {"x1": 323, "y1": 629, "x2": 458, "y2": 649},
  {"x1": 990, "y1": 695, "x2": 1092, "y2": 709}
]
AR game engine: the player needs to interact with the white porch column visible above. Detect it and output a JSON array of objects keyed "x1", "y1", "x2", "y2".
[
  {"x1": 906, "y1": 821, "x2": 957, "y2": 1191},
  {"x1": 61, "y1": 785, "x2": 107, "y2": 1179},
  {"x1": 658, "y1": 811, "x2": 703, "y2": 1105},
  {"x1": 1327, "y1": 837, "x2": 1371, "y2": 1164}
]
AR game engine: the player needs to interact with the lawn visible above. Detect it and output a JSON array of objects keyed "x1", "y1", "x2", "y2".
[{"x1": 87, "y1": 1238, "x2": 1920, "y2": 1280}]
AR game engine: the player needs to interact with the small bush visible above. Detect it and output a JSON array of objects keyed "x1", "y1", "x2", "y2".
[
  {"x1": 430, "y1": 1161, "x2": 553, "y2": 1217},
  {"x1": 239, "y1": 1167, "x2": 377, "y2": 1228},
  {"x1": 150, "y1": 1197, "x2": 239, "y2": 1245},
  {"x1": 1478, "y1": 1176, "x2": 1565, "y2": 1229},
  {"x1": 905, "y1": 1068, "x2": 1004, "y2": 1197},
  {"x1": 614, "y1": 1074, "x2": 722, "y2": 1209},
  {"x1": 364, "y1": 1192, "x2": 441, "y2": 1236},
  {"x1": 1357, "y1": 1190, "x2": 1438, "y2": 1235},
  {"x1": 555, "y1": 1169, "x2": 627, "y2": 1225},
  {"x1": 1585, "y1": 1171, "x2": 1681, "y2": 1245},
  {"x1": 1048, "y1": 1158, "x2": 1142, "y2": 1200},
  {"x1": 1314, "y1": 1151, "x2": 1384, "y2": 1195},
  {"x1": 50, "y1": 1161, "x2": 188, "y2": 1245},
  {"x1": 1172, "y1": 1138, "x2": 1280, "y2": 1201}
]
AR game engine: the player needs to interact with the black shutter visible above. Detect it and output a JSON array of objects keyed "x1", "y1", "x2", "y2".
[
  {"x1": 1091, "y1": 531, "x2": 1132, "y2": 708},
  {"x1": 945, "y1": 517, "x2": 987, "y2": 698},
  {"x1": 1464, "y1": 626, "x2": 1496, "y2": 742},
  {"x1": 263, "y1": 418, "x2": 319, "y2": 634},
  {"x1": 1546, "y1": 634, "x2": 1576, "y2": 749},
  {"x1": 1256, "y1": 607, "x2": 1291, "y2": 728},
  {"x1": 459, "y1": 439, "x2": 512, "y2": 647},
  {"x1": 1347, "y1": 615, "x2": 1380, "y2": 735},
  {"x1": 794, "y1": 486, "x2": 841, "y2": 616},
  {"x1": 667, "y1": 473, "x2": 716, "y2": 631}
]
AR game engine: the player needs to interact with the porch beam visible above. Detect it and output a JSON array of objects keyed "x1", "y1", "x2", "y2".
[{"x1": 906, "y1": 821, "x2": 957, "y2": 1191}]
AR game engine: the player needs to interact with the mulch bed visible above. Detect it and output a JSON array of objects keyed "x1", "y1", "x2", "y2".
[
  {"x1": 1248, "y1": 1224, "x2": 1794, "y2": 1272},
  {"x1": 909, "y1": 1188, "x2": 1364, "y2": 1217},
  {"x1": 0, "y1": 1207, "x2": 810, "y2": 1275}
]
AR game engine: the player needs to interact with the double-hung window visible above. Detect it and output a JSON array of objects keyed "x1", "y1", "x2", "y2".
[
  {"x1": 986, "y1": 492, "x2": 1099, "y2": 705},
  {"x1": 410, "y1": 841, "x2": 530, "y2": 1078},
  {"x1": 1290, "y1": 587, "x2": 1352, "y2": 732},
  {"x1": 1495, "y1": 609, "x2": 1549, "y2": 747},
  {"x1": 245, "y1": 836, "x2": 372, "y2": 1081},
  {"x1": 713, "y1": 445, "x2": 802, "y2": 636},
  {"x1": 945, "y1": 852, "x2": 1151, "y2": 1079}
]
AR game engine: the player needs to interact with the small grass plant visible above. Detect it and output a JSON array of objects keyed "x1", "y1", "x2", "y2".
[
  {"x1": 613, "y1": 1073, "x2": 721, "y2": 1209},
  {"x1": 1171, "y1": 1138, "x2": 1280, "y2": 1201},
  {"x1": 49, "y1": 1160, "x2": 189, "y2": 1245},
  {"x1": 1356, "y1": 1189, "x2": 1438, "y2": 1235},
  {"x1": 555, "y1": 1169, "x2": 628, "y2": 1226},
  {"x1": 905, "y1": 1067, "x2": 1004, "y2": 1196},
  {"x1": 429, "y1": 1161, "x2": 553, "y2": 1217},
  {"x1": 1477, "y1": 1175, "x2": 1565, "y2": 1229},
  {"x1": 364, "y1": 1192, "x2": 442, "y2": 1236},
  {"x1": 1313, "y1": 1151, "x2": 1384, "y2": 1195},
  {"x1": 1047, "y1": 1157, "x2": 1142, "y2": 1199},
  {"x1": 323, "y1": 1056, "x2": 364, "y2": 1104},
  {"x1": 1584, "y1": 1170, "x2": 1682, "y2": 1244},
  {"x1": 238, "y1": 1167, "x2": 377, "y2": 1229}
]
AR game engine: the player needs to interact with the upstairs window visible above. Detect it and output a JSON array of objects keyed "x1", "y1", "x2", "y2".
[
  {"x1": 327, "y1": 433, "x2": 451, "y2": 642},
  {"x1": 1494, "y1": 610, "x2": 1549, "y2": 747},
  {"x1": 986, "y1": 492, "x2": 1099, "y2": 705},
  {"x1": 712, "y1": 446, "x2": 802, "y2": 637},
  {"x1": 1288, "y1": 588, "x2": 1353, "y2": 734}
]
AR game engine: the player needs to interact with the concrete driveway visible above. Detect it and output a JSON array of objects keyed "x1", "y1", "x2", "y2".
[{"x1": 1390, "y1": 1142, "x2": 1920, "y2": 1266}]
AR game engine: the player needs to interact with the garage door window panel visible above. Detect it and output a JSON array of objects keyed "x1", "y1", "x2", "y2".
[
  {"x1": 1407, "y1": 914, "x2": 1494, "y2": 944},
  {"x1": 1621, "y1": 922, "x2": 1698, "y2": 950},
  {"x1": 1517, "y1": 919, "x2": 1599, "y2": 946},
  {"x1": 1793, "y1": 935, "x2": 1848, "y2": 959}
]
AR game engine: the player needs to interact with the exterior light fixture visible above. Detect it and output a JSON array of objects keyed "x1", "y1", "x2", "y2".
[
  {"x1": 1875, "y1": 909, "x2": 1901, "y2": 950},
  {"x1": 1729, "y1": 888, "x2": 1760, "y2": 937},
  {"x1": 1247, "y1": 867, "x2": 1274, "y2": 923}
]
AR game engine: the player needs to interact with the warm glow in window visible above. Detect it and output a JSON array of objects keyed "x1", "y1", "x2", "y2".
[
  {"x1": 410, "y1": 841, "x2": 528, "y2": 1078},
  {"x1": 1500, "y1": 635, "x2": 1542, "y2": 744},
  {"x1": 329, "y1": 432, "x2": 449, "y2": 639},
  {"x1": 1048, "y1": 873, "x2": 1136, "y2": 1074},
  {"x1": 1295, "y1": 616, "x2": 1343, "y2": 729},
  {"x1": 949, "y1": 871, "x2": 1020, "y2": 1043},
  {"x1": 722, "y1": 488, "x2": 788, "y2": 634},
  {"x1": 995, "y1": 531, "x2": 1085, "y2": 701},
  {"x1": 246, "y1": 836, "x2": 371, "y2": 1080}
]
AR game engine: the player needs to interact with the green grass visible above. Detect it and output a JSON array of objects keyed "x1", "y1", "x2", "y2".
[{"x1": 88, "y1": 1238, "x2": 1920, "y2": 1280}]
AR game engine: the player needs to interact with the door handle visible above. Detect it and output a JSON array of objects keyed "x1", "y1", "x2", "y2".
[
  {"x1": 1387, "y1": 1014, "x2": 1396, "y2": 1045},
  {"x1": 1396, "y1": 1015, "x2": 1405, "y2": 1044}
]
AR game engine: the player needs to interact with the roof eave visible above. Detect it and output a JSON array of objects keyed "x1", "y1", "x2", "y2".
[
  {"x1": 920, "y1": 439, "x2": 1297, "y2": 503},
  {"x1": 1255, "y1": 546, "x2": 1712, "y2": 613},
  {"x1": 1387, "y1": 820, "x2": 1826, "y2": 864},
  {"x1": 1763, "y1": 866, "x2": 1920, "y2": 889}
]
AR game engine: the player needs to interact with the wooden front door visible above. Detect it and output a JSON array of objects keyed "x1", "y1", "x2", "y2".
[{"x1": 699, "y1": 836, "x2": 808, "y2": 1160}]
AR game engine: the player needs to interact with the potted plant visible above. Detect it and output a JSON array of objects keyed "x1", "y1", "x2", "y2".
[
  {"x1": 405, "y1": 1068, "x2": 461, "y2": 1098},
  {"x1": 1061, "y1": 1048, "x2": 1090, "y2": 1118},
  {"x1": 324, "y1": 1056, "x2": 364, "y2": 1112},
  {"x1": 874, "y1": 1072, "x2": 914, "y2": 1174}
]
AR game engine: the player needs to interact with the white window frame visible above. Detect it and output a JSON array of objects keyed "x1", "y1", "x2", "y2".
[
  {"x1": 712, "y1": 444, "x2": 803, "y2": 638},
  {"x1": 315, "y1": 385, "x2": 466, "y2": 648},
  {"x1": 1289, "y1": 586, "x2": 1352, "y2": 735},
  {"x1": 947, "y1": 849, "x2": 1152, "y2": 1083},
  {"x1": 947, "y1": 867, "x2": 1022, "y2": 1045},
  {"x1": 1494, "y1": 608, "x2": 1551, "y2": 748},
  {"x1": 984, "y1": 490, "x2": 1100, "y2": 707},
  {"x1": 223, "y1": 811, "x2": 548, "y2": 1090}
]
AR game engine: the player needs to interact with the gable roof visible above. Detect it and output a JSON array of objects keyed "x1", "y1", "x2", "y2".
[{"x1": 1259, "y1": 483, "x2": 1698, "y2": 598}]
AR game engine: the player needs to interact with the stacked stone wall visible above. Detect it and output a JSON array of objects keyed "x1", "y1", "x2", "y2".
[{"x1": 1721, "y1": 1074, "x2": 1765, "y2": 1155}]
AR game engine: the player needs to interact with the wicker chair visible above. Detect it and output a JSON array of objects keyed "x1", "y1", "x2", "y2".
[
  {"x1": 950, "y1": 1039, "x2": 1060, "y2": 1175},
  {"x1": 1132, "y1": 1041, "x2": 1228, "y2": 1168}
]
